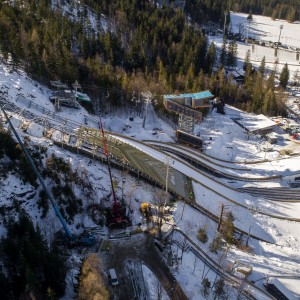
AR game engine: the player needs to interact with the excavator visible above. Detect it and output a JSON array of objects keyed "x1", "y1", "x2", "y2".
[{"x1": 0, "y1": 105, "x2": 96, "y2": 247}]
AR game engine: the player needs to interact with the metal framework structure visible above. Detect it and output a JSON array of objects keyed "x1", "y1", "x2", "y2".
[
  {"x1": 163, "y1": 91, "x2": 213, "y2": 134},
  {"x1": 178, "y1": 114, "x2": 195, "y2": 134}
]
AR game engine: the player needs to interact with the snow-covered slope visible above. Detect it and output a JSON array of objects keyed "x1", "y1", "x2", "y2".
[
  {"x1": 210, "y1": 12, "x2": 300, "y2": 75},
  {"x1": 1, "y1": 11, "x2": 300, "y2": 297}
]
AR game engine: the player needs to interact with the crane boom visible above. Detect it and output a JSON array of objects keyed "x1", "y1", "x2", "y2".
[
  {"x1": 1, "y1": 105, "x2": 74, "y2": 240},
  {"x1": 99, "y1": 115, "x2": 119, "y2": 212}
]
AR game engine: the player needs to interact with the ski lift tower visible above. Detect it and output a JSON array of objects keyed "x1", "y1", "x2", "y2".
[
  {"x1": 49, "y1": 80, "x2": 79, "y2": 110},
  {"x1": 72, "y1": 81, "x2": 81, "y2": 93},
  {"x1": 163, "y1": 91, "x2": 213, "y2": 134},
  {"x1": 50, "y1": 80, "x2": 68, "y2": 111}
]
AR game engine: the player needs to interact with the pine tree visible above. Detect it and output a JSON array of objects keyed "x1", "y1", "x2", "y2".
[
  {"x1": 196, "y1": 69, "x2": 206, "y2": 91},
  {"x1": 221, "y1": 211, "x2": 235, "y2": 245},
  {"x1": 186, "y1": 63, "x2": 195, "y2": 90},
  {"x1": 247, "y1": 9, "x2": 253, "y2": 21},
  {"x1": 213, "y1": 278, "x2": 225, "y2": 299},
  {"x1": 259, "y1": 56, "x2": 266, "y2": 75},
  {"x1": 208, "y1": 73, "x2": 217, "y2": 95},
  {"x1": 243, "y1": 49, "x2": 251, "y2": 71},
  {"x1": 271, "y1": 9, "x2": 278, "y2": 20},
  {"x1": 266, "y1": 71, "x2": 275, "y2": 90},
  {"x1": 244, "y1": 63, "x2": 255, "y2": 95},
  {"x1": 251, "y1": 72, "x2": 264, "y2": 113},
  {"x1": 157, "y1": 57, "x2": 167, "y2": 86},
  {"x1": 226, "y1": 39, "x2": 238, "y2": 69},
  {"x1": 2, "y1": 213, "x2": 67, "y2": 298},
  {"x1": 219, "y1": 36, "x2": 227, "y2": 68},
  {"x1": 262, "y1": 89, "x2": 277, "y2": 116},
  {"x1": 201, "y1": 278, "x2": 211, "y2": 297},
  {"x1": 205, "y1": 42, "x2": 216, "y2": 74},
  {"x1": 217, "y1": 67, "x2": 226, "y2": 95},
  {"x1": 287, "y1": 7, "x2": 296, "y2": 23},
  {"x1": 279, "y1": 63, "x2": 289, "y2": 89}
]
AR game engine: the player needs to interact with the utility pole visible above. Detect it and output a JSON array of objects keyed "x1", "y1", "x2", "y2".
[
  {"x1": 217, "y1": 203, "x2": 224, "y2": 232},
  {"x1": 223, "y1": 12, "x2": 227, "y2": 35},
  {"x1": 275, "y1": 25, "x2": 283, "y2": 57},
  {"x1": 142, "y1": 93, "x2": 150, "y2": 128},
  {"x1": 121, "y1": 177, "x2": 126, "y2": 206},
  {"x1": 246, "y1": 226, "x2": 252, "y2": 247},
  {"x1": 165, "y1": 156, "x2": 171, "y2": 193}
]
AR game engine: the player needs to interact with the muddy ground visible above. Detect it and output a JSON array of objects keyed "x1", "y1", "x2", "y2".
[{"x1": 99, "y1": 232, "x2": 188, "y2": 300}]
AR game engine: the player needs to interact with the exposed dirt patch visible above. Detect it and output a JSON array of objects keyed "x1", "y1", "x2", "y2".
[{"x1": 99, "y1": 232, "x2": 188, "y2": 300}]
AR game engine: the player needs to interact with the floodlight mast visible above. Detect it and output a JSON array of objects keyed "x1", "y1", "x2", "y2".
[
  {"x1": 275, "y1": 25, "x2": 284, "y2": 57},
  {"x1": 99, "y1": 115, "x2": 118, "y2": 213}
]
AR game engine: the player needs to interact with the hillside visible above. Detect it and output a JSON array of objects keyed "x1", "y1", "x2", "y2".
[
  {"x1": 1, "y1": 1, "x2": 300, "y2": 300},
  {"x1": 1, "y1": 54, "x2": 300, "y2": 299},
  {"x1": 0, "y1": 0, "x2": 298, "y2": 118}
]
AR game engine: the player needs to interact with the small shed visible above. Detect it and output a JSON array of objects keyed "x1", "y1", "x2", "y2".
[
  {"x1": 233, "y1": 261, "x2": 253, "y2": 279},
  {"x1": 50, "y1": 80, "x2": 68, "y2": 90},
  {"x1": 266, "y1": 133, "x2": 278, "y2": 144}
]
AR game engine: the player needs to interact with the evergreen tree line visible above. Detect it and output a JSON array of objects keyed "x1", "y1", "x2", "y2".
[
  {"x1": 71, "y1": 0, "x2": 300, "y2": 23},
  {"x1": 0, "y1": 126, "x2": 84, "y2": 223},
  {"x1": 206, "y1": 51, "x2": 288, "y2": 116},
  {"x1": 0, "y1": 1, "x2": 291, "y2": 117},
  {"x1": 0, "y1": 212, "x2": 67, "y2": 299},
  {"x1": 185, "y1": 0, "x2": 300, "y2": 24},
  {"x1": 0, "y1": 1, "x2": 206, "y2": 97}
]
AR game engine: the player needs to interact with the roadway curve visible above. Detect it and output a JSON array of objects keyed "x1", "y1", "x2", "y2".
[
  {"x1": 110, "y1": 134, "x2": 300, "y2": 223},
  {"x1": 145, "y1": 141, "x2": 281, "y2": 181},
  {"x1": 144, "y1": 141, "x2": 300, "y2": 202}
]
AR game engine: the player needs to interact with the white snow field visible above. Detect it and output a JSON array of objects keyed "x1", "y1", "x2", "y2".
[{"x1": 210, "y1": 12, "x2": 300, "y2": 76}]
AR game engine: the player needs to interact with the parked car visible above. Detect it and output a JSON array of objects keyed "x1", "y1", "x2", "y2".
[{"x1": 108, "y1": 268, "x2": 119, "y2": 286}]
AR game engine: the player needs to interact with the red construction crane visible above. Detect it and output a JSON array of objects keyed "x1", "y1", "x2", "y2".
[{"x1": 99, "y1": 116, "x2": 123, "y2": 224}]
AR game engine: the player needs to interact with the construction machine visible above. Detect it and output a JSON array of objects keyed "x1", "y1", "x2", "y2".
[
  {"x1": 99, "y1": 115, "x2": 128, "y2": 228},
  {"x1": 0, "y1": 105, "x2": 96, "y2": 247}
]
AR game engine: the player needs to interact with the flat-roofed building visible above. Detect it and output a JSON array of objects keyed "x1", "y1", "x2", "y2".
[
  {"x1": 232, "y1": 113, "x2": 276, "y2": 135},
  {"x1": 163, "y1": 90, "x2": 214, "y2": 133},
  {"x1": 164, "y1": 90, "x2": 214, "y2": 109}
]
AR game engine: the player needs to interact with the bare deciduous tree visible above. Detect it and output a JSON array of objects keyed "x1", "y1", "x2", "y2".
[
  {"x1": 153, "y1": 189, "x2": 170, "y2": 241},
  {"x1": 78, "y1": 254, "x2": 110, "y2": 300}
]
